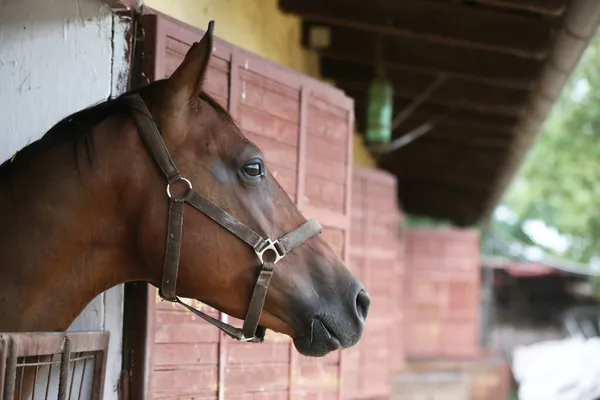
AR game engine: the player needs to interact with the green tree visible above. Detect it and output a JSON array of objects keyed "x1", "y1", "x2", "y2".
[{"x1": 493, "y1": 33, "x2": 600, "y2": 265}]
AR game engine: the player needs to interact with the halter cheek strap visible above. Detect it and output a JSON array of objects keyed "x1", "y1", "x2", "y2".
[{"x1": 124, "y1": 94, "x2": 322, "y2": 342}]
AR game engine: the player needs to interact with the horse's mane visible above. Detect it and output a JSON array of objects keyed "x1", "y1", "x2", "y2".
[{"x1": 0, "y1": 88, "x2": 233, "y2": 178}]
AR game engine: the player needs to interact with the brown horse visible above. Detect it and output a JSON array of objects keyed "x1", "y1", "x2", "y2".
[{"x1": 0, "y1": 19, "x2": 369, "y2": 370}]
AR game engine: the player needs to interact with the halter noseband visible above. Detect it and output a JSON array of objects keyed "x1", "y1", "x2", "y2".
[{"x1": 124, "y1": 93, "x2": 322, "y2": 343}]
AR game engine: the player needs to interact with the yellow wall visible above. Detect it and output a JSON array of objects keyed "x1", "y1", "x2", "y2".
[
  {"x1": 144, "y1": 0, "x2": 320, "y2": 77},
  {"x1": 353, "y1": 133, "x2": 376, "y2": 168},
  {"x1": 144, "y1": 0, "x2": 376, "y2": 169}
]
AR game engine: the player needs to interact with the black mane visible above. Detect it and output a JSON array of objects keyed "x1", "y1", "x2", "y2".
[{"x1": 0, "y1": 89, "x2": 233, "y2": 178}]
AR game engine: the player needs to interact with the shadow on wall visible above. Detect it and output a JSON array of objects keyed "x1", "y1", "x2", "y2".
[{"x1": 0, "y1": 0, "x2": 122, "y2": 162}]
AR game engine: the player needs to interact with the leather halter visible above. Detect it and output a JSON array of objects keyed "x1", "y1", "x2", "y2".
[{"x1": 124, "y1": 93, "x2": 323, "y2": 342}]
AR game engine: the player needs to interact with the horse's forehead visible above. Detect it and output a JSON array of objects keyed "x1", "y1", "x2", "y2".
[{"x1": 198, "y1": 108, "x2": 253, "y2": 150}]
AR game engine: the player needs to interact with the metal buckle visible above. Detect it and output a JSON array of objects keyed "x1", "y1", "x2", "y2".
[
  {"x1": 239, "y1": 334, "x2": 266, "y2": 343},
  {"x1": 166, "y1": 177, "x2": 192, "y2": 199},
  {"x1": 255, "y1": 238, "x2": 284, "y2": 265}
]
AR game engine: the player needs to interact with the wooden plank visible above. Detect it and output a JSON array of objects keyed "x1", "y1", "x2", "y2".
[
  {"x1": 295, "y1": 85, "x2": 308, "y2": 207},
  {"x1": 349, "y1": 167, "x2": 403, "y2": 397},
  {"x1": 241, "y1": 80, "x2": 301, "y2": 124},
  {"x1": 352, "y1": 94, "x2": 521, "y2": 133},
  {"x1": 224, "y1": 364, "x2": 290, "y2": 393},
  {"x1": 155, "y1": 297, "x2": 218, "y2": 314},
  {"x1": 299, "y1": 205, "x2": 349, "y2": 231},
  {"x1": 220, "y1": 49, "x2": 241, "y2": 400},
  {"x1": 306, "y1": 106, "x2": 349, "y2": 145},
  {"x1": 227, "y1": 343, "x2": 290, "y2": 365},
  {"x1": 332, "y1": 72, "x2": 530, "y2": 111},
  {"x1": 154, "y1": 323, "x2": 220, "y2": 344},
  {"x1": 226, "y1": 392, "x2": 288, "y2": 400},
  {"x1": 239, "y1": 105, "x2": 299, "y2": 147},
  {"x1": 295, "y1": 364, "x2": 340, "y2": 392},
  {"x1": 404, "y1": 228, "x2": 482, "y2": 359},
  {"x1": 304, "y1": 158, "x2": 346, "y2": 189},
  {"x1": 153, "y1": 343, "x2": 219, "y2": 366},
  {"x1": 477, "y1": 0, "x2": 568, "y2": 16},
  {"x1": 152, "y1": 366, "x2": 218, "y2": 396},
  {"x1": 345, "y1": 84, "x2": 526, "y2": 117},
  {"x1": 392, "y1": 167, "x2": 505, "y2": 191},
  {"x1": 154, "y1": 309, "x2": 220, "y2": 324},
  {"x1": 315, "y1": 25, "x2": 543, "y2": 87},
  {"x1": 304, "y1": 177, "x2": 345, "y2": 213},
  {"x1": 322, "y1": 227, "x2": 345, "y2": 258},
  {"x1": 283, "y1": 0, "x2": 555, "y2": 57},
  {"x1": 305, "y1": 134, "x2": 348, "y2": 164},
  {"x1": 289, "y1": 85, "x2": 306, "y2": 400},
  {"x1": 240, "y1": 68, "x2": 300, "y2": 101},
  {"x1": 309, "y1": 95, "x2": 348, "y2": 120}
]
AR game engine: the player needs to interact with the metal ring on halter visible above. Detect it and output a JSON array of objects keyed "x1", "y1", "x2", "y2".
[{"x1": 166, "y1": 177, "x2": 192, "y2": 199}]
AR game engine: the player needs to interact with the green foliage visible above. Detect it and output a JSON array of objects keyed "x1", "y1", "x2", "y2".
[{"x1": 494, "y1": 33, "x2": 600, "y2": 265}]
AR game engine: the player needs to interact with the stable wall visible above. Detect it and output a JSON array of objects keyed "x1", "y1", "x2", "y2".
[
  {"x1": 404, "y1": 228, "x2": 482, "y2": 359},
  {"x1": 0, "y1": 0, "x2": 131, "y2": 398},
  {"x1": 133, "y1": 10, "x2": 355, "y2": 399},
  {"x1": 348, "y1": 167, "x2": 405, "y2": 399},
  {"x1": 142, "y1": 0, "x2": 378, "y2": 169}
]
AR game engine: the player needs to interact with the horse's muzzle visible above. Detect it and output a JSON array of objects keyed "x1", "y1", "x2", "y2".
[{"x1": 292, "y1": 277, "x2": 370, "y2": 357}]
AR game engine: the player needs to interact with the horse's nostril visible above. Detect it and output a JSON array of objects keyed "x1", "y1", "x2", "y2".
[{"x1": 355, "y1": 289, "x2": 370, "y2": 322}]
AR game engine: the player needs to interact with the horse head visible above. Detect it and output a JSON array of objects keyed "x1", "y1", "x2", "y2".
[{"x1": 127, "y1": 22, "x2": 370, "y2": 356}]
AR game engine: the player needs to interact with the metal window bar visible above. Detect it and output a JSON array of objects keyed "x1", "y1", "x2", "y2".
[{"x1": 0, "y1": 332, "x2": 109, "y2": 400}]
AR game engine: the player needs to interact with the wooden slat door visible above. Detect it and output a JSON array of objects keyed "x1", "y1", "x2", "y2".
[
  {"x1": 346, "y1": 167, "x2": 403, "y2": 399},
  {"x1": 134, "y1": 8, "x2": 354, "y2": 400},
  {"x1": 404, "y1": 228, "x2": 481, "y2": 359}
]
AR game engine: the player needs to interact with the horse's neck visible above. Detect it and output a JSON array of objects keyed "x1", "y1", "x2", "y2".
[{"x1": 0, "y1": 126, "x2": 140, "y2": 332}]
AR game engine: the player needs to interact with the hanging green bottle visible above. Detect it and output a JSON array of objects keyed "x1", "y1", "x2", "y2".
[{"x1": 365, "y1": 68, "x2": 393, "y2": 145}]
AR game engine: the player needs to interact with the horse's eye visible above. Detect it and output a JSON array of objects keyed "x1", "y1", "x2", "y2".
[{"x1": 242, "y1": 161, "x2": 263, "y2": 177}]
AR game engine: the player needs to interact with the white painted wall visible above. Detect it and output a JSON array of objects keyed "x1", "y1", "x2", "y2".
[{"x1": 0, "y1": 0, "x2": 131, "y2": 398}]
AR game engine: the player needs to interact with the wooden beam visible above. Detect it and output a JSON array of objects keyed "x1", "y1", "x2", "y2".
[
  {"x1": 386, "y1": 156, "x2": 504, "y2": 179},
  {"x1": 354, "y1": 106, "x2": 515, "y2": 135},
  {"x1": 389, "y1": 145, "x2": 511, "y2": 173},
  {"x1": 352, "y1": 90, "x2": 520, "y2": 130},
  {"x1": 311, "y1": 25, "x2": 544, "y2": 88},
  {"x1": 398, "y1": 175, "x2": 496, "y2": 192},
  {"x1": 393, "y1": 185, "x2": 487, "y2": 225},
  {"x1": 281, "y1": 0, "x2": 556, "y2": 58},
  {"x1": 476, "y1": 0, "x2": 568, "y2": 16},
  {"x1": 342, "y1": 83, "x2": 526, "y2": 117},
  {"x1": 385, "y1": 116, "x2": 516, "y2": 139},
  {"x1": 322, "y1": 59, "x2": 532, "y2": 109},
  {"x1": 411, "y1": 133, "x2": 512, "y2": 150},
  {"x1": 320, "y1": 52, "x2": 537, "y2": 91},
  {"x1": 392, "y1": 148, "x2": 509, "y2": 166},
  {"x1": 395, "y1": 184, "x2": 485, "y2": 207}
]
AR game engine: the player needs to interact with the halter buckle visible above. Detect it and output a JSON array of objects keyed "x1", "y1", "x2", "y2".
[
  {"x1": 239, "y1": 334, "x2": 266, "y2": 343},
  {"x1": 255, "y1": 238, "x2": 284, "y2": 265}
]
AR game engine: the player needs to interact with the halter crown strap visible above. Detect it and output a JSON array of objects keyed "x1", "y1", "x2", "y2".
[{"x1": 125, "y1": 93, "x2": 322, "y2": 342}]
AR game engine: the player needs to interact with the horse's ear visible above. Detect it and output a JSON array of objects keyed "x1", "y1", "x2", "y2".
[{"x1": 168, "y1": 20, "x2": 215, "y2": 103}]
